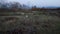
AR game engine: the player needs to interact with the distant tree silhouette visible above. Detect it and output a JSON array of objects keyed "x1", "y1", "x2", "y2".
[{"x1": 32, "y1": 6, "x2": 37, "y2": 8}]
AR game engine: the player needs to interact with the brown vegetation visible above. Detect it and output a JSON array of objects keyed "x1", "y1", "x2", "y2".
[{"x1": 0, "y1": 8, "x2": 60, "y2": 34}]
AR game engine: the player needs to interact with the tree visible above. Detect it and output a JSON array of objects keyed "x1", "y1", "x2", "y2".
[
  {"x1": 32, "y1": 6, "x2": 37, "y2": 8},
  {"x1": 9, "y1": 2, "x2": 21, "y2": 11}
]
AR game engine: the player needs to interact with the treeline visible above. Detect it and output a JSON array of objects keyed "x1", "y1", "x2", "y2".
[
  {"x1": 31, "y1": 6, "x2": 60, "y2": 11},
  {"x1": 0, "y1": 2, "x2": 60, "y2": 12},
  {"x1": 0, "y1": 2, "x2": 29, "y2": 9}
]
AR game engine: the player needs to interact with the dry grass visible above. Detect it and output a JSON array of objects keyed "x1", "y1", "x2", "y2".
[{"x1": 0, "y1": 10, "x2": 60, "y2": 34}]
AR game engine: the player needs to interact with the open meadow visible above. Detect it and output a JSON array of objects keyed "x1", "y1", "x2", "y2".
[{"x1": 0, "y1": 10, "x2": 60, "y2": 34}]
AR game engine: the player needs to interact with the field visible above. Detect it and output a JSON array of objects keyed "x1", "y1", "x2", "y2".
[{"x1": 0, "y1": 10, "x2": 60, "y2": 34}]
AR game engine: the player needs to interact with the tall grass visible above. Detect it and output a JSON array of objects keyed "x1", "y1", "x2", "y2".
[{"x1": 0, "y1": 10, "x2": 60, "y2": 34}]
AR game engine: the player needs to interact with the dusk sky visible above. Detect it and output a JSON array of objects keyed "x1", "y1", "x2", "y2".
[{"x1": 1, "y1": 0, "x2": 60, "y2": 7}]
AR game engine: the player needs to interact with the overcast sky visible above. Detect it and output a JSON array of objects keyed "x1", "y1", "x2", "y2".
[{"x1": 2, "y1": 0, "x2": 60, "y2": 7}]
